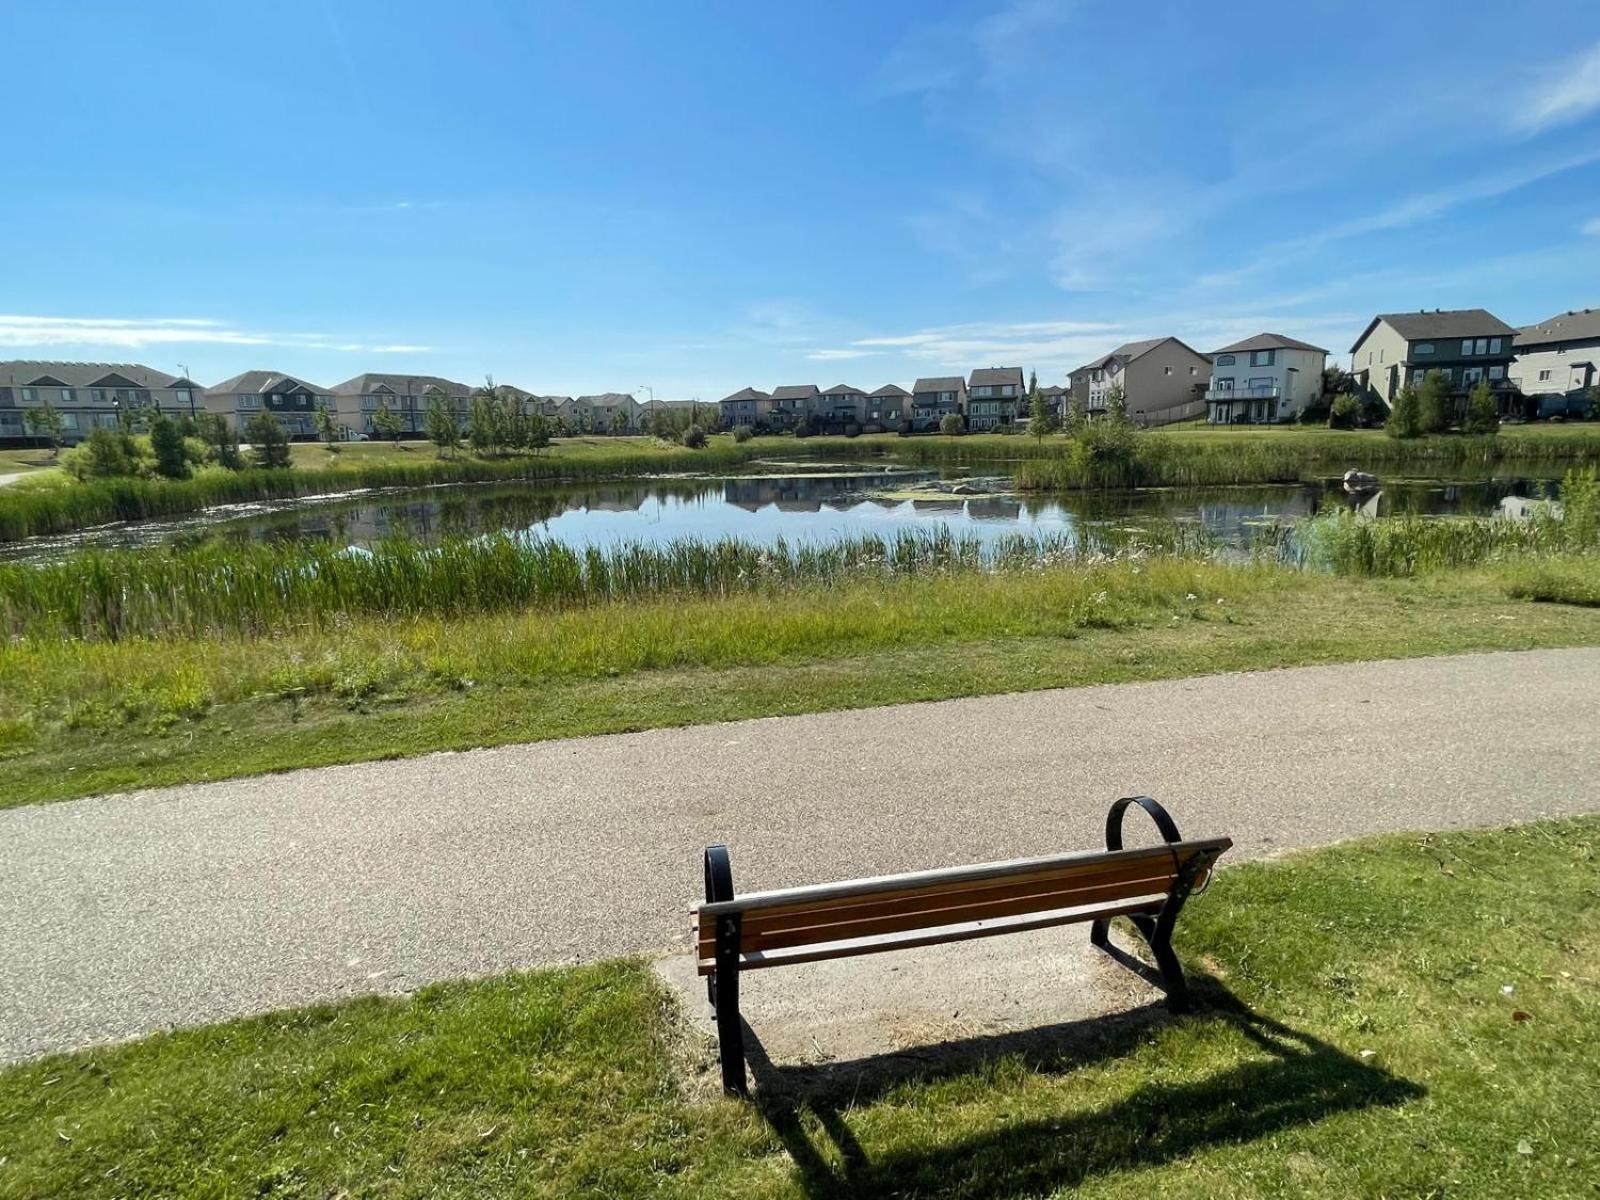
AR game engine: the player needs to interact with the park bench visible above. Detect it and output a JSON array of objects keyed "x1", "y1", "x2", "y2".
[{"x1": 692, "y1": 795, "x2": 1231, "y2": 1095}]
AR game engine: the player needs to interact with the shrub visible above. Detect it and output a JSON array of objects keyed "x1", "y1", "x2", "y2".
[
  {"x1": 149, "y1": 413, "x2": 190, "y2": 479},
  {"x1": 1417, "y1": 369, "x2": 1450, "y2": 434},
  {"x1": 63, "y1": 426, "x2": 142, "y2": 479},
  {"x1": 245, "y1": 410, "x2": 293, "y2": 469},
  {"x1": 844, "y1": 423, "x2": 861, "y2": 438},
  {"x1": 939, "y1": 413, "x2": 964, "y2": 436},
  {"x1": 682, "y1": 424, "x2": 708, "y2": 449},
  {"x1": 731, "y1": 424, "x2": 754, "y2": 443},
  {"x1": 1328, "y1": 393, "x2": 1361, "y2": 431},
  {"x1": 1463, "y1": 379, "x2": 1499, "y2": 436}
]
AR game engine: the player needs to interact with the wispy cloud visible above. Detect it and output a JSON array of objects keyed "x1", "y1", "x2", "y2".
[
  {"x1": 1513, "y1": 41, "x2": 1600, "y2": 132},
  {"x1": 806, "y1": 348, "x2": 879, "y2": 361},
  {"x1": 0, "y1": 314, "x2": 427, "y2": 354},
  {"x1": 1583, "y1": 216, "x2": 1600, "y2": 236}
]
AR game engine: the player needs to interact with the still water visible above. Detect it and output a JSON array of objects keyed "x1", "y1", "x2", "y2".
[{"x1": 0, "y1": 467, "x2": 1564, "y2": 564}]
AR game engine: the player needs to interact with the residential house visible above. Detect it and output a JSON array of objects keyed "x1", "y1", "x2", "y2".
[
  {"x1": 572, "y1": 392, "x2": 639, "y2": 433},
  {"x1": 818, "y1": 384, "x2": 868, "y2": 430},
  {"x1": 0, "y1": 360, "x2": 201, "y2": 444},
  {"x1": 330, "y1": 373, "x2": 477, "y2": 437},
  {"x1": 910, "y1": 376, "x2": 967, "y2": 431},
  {"x1": 205, "y1": 370, "x2": 334, "y2": 438},
  {"x1": 1204, "y1": 334, "x2": 1328, "y2": 424},
  {"x1": 769, "y1": 384, "x2": 819, "y2": 430},
  {"x1": 965, "y1": 367, "x2": 1024, "y2": 430},
  {"x1": 1039, "y1": 384, "x2": 1067, "y2": 421},
  {"x1": 1349, "y1": 309, "x2": 1518, "y2": 414},
  {"x1": 719, "y1": 387, "x2": 769, "y2": 429},
  {"x1": 1512, "y1": 308, "x2": 1600, "y2": 418},
  {"x1": 867, "y1": 384, "x2": 910, "y2": 428},
  {"x1": 1068, "y1": 338, "x2": 1209, "y2": 426}
]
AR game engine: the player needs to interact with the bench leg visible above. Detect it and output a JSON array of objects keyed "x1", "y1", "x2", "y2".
[
  {"x1": 713, "y1": 913, "x2": 748, "y2": 1096},
  {"x1": 1088, "y1": 917, "x2": 1110, "y2": 948}
]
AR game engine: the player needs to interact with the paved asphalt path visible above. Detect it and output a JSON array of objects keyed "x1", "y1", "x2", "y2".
[{"x1": 4, "y1": 647, "x2": 1598, "y2": 1063}]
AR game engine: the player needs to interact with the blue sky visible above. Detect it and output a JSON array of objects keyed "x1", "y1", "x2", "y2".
[{"x1": 4, "y1": 0, "x2": 1600, "y2": 399}]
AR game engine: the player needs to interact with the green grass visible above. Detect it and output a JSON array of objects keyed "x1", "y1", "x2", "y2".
[
  {"x1": 3, "y1": 817, "x2": 1595, "y2": 1198},
  {"x1": 6, "y1": 557, "x2": 1600, "y2": 807}
]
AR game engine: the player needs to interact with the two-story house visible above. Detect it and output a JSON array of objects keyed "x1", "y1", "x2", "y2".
[
  {"x1": 718, "y1": 387, "x2": 769, "y2": 430},
  {"x1": 1068, "y1": 338, "x2": 1209, "y2": 426},
  {"x1": 910, "y1": 376, "x2": 967, "y2": 431},
  {"x1": 768, "y1": 384, "x2": 820, "y2": 431},
  {"x1": 330, "y1": 373, "x2": 477, "y2": 438},
  {"x1": 867, "y1": 384, "x2": 910, "y2": 427},
  {"x1": 204, "y1": 370, "x2": 334, "y2": 437},
  {"x1": 1204, "y1": 334, "x2": 1328, "y2": 424},
  {"x1": 0, "y1": 360, "x2": 201, "y2": 443},
  {"x1": 1349, "y1": 309, "x2": 1518, "y2": 415},
  {"x1": 818, "y1": 384, "x2": 868, "y2": 430},
  {"x1": 1512, "y1": 308, "x2": 1600, "y2": 418},
  {"x1": 965, "y1": 367, "x2": 1024, "y2": 430}
]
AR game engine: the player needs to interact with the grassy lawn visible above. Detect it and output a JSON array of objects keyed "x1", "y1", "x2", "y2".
[
  {"x1": 2, "y1": 816, "x2": 1594, "y2": 1198},
  {"x1": 5, "y1": 558, "x2": 1600, "y2": 807}
]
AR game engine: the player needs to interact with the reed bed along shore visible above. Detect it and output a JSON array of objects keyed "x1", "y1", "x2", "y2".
[
  {"x1": 1009, "y1": 430, "x2": 1600, "y2": 490},
  {"x1": 0, "y1": 524, "x2": 1211, "y2": 642}
]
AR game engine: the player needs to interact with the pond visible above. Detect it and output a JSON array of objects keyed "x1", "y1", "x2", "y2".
[{"x1": 0, "y1": 466, "x2": 1566, "y2": 564}]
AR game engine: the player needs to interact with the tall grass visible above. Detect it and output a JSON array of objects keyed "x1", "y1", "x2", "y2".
[
  {"x1": 0, "y1": 443, "x2": 783, "y2": 543},
  {"x1": 1302, "y1": 466, "x2": 1600, "y2": 576},
  {"x1": 1011, "y1": 431, "x2": 1600, "y2": 491},
  {"x1": 0, "y1": 523, "x2": 1210, "y2": 642}
]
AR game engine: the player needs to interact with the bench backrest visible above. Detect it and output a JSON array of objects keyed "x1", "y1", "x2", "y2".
[{"x1": 694, "y1": 838, "x2": 1230, "y2": 973}]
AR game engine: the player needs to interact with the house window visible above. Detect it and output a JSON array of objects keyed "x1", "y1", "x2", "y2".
[
  {"x1": 1461, "y1": 339, "x2": 1474, "y2": 355},
  {"x1": 1489, "y1": 366, "x2": 1504, "y2": 380},
  {"x1": 60, "y1": 388, "x2": 75, "y2": 403},
  {"x1": 1415, "y1": 343, "x2": 1434, "y2": 354},
  {"x1": 19, "y1": 387, "x2": 33, "y2": 402},
  {"x1": 1190, "y1": 366, "x2": 1198, "y2": 375},
  {"x1": 1474, "y1": 338, "x2": 1488, "y2": 355},
  {"x1": 1539, "y1": 369, "x2": 1552, "y2": 381},
  {"x1": 60, "y1": 412, "x2": 80, "y2": 430},
  {"x1": 1249, "y1": 349, "x2": 1276, "y2": 366},
  {"x1": 1412, "y1": 369, "x2": 1426, "y2": 385},
  {"x1": 1215, "y1": 354, "x2": 1235, "y2": 366},
  {"x1": 1379, "y1": 349, "x2": 1385, "y2": 362},
  {"x1": 1489, "y1": 337, "x2": 1502, "y2": 354},
  {"x1": 1164, "y1": 366, "x2": 1172, "y2": 376},
  {"x1": 239, "y1": 395, "x2": 260, "y2": 409}
]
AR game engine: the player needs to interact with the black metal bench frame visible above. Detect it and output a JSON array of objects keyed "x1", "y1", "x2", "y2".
[{"x1": 696, "y1": 795, "x2": 1228, "y2": 1095}]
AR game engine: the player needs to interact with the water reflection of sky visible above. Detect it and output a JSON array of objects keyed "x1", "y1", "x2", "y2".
[{"x1": 0, "y1": 469, "x2": 1568, "y2": 563}]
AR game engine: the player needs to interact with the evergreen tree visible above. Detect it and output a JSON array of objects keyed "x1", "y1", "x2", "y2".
[
  {"x1": 425, "y1": 394, "x2": 460, "y2": 454},
  {"x1": 245, "y1": 409, "x2": 292, "y2": 469},
  {"x1": 148, "y1": 412, "x2": 190, "y2": 478},
  {"x1": 370, "y1": 404, "x2": 403, "y2": 442},
  {"x1": 1065, "y1": 393, "x2": 1086, "y2": 433},
  {"x1": 1386, "y1": 385, "x2": 1422, "y2": 439},
  {"x1": 1417, "y1": 369, "x2": 1451, "y2": 434},
  {"x1": 468, "y1": 394, "x2": 500, "y2": 455},
  {"x1": 1462, "y1": 379, "x2": 1499, "y2": 436},
  {"x1": 1104, "y1": 384, "x2": 1129, "y2": 426},
  {"x1": 196, "y1": 412, "x2": 243, "y2": 469},
  {"x1": 1027, "y1": 380, "x2": 1055, "y2": 440},
  {"x1": 314, "y1": 405, "x2": 338, "y2": 444},
  {"x1": 23, "y1": 401, "x2": 65, "y2": 454}
]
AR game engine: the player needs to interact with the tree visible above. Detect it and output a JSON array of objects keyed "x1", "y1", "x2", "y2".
[
  {"x1": 148, "y1": 412, "x2": 190, "y2": 478},
  {"x1": 467, "y1": 394, "x2": 500, "y2": 455},
  {"x1": 23, "y1": 401, "x2": 65, "y2": 454},
  {"x1": 1027, "y1": 380, "x2": 1056, "y2": 440},
  {"x1": 732, "y1": 424, "x2": 754, "y2": 443},
  {"x1": 682, "y1": 423, "x2": 708, "y2": 449},
  {"x1": 1064, "y1": 393, "x2": 1086, "y2": 434},
  {"x1": 425, "y1": 394, "x2": 460, "y2": 454},
  {"x1": 1463, "y1": 379, "x2": 1499, "y2": 436},
  {"x1": 610, "y1": 408, "x2": 631, "y2": 436},
  {"x1": 370, "y1": 404, "x2": 403, "y2": 443},
  {"x1": 1385, "y1": 386, "x2": 1421, "y2": 438},
  {"x1": 1416, "y1": 369, "x2": 1450, "y2": 434},
  {"x1": 196, "y1": 412, "x2": 243, "y2": 469},
  {"x1": 76, "y1": 425, "x2": 141, "y2": 478},
  {"x1": 1321, "y1": 365, "x2": 1355, "y2": 397},
  {"x1": 1103, "y1": 384, "x2": 1129, "y2": 426},
  {"x1": 245, "y1": 409, "x2": 292, "y2": 469},
  {"x1": 314, "y1": 405, "x2": 339, "y2": 444},
  {"x1": 939, "y1": 413, "x2": 964, "y2": 436},
  {"x1": 526, "y1": 412, "x2": 552, "y2": 452}
]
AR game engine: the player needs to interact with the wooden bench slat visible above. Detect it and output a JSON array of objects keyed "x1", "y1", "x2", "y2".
[
  {"x1": 695, "y1": 852, "x2": 1187, "y2": 933},
  {"x1": 696, "y1": 837, "x2": 1231, "y2": 917},
  {"x1": 695, "y1": 896, "x2": 1165, "y2": 975},
  {"x1": 699, "y1": 870, "x2": 1182, "y2": 955}
]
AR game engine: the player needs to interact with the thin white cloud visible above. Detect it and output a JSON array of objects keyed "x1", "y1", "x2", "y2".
[
  {"x1": 0, "y1": 314, "x2": 427, "y2": 355},
  {"x1": 806, "y1": 348, "x2": 878, "y2": 361},
  {"x1": 1583, "y1": 216, "x2": 1600, "y2": 236},
  {"x1": 1514, "y1": 41, "x2": 1600, "y2": 132}
]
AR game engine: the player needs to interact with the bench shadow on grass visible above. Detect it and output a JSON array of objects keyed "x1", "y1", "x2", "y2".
[{"x1": 744, "y1": 957, "x2": 1424, "y2": 1200}]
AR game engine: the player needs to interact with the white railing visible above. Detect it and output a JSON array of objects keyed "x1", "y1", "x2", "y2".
[{"x1": 1205, "y1": 386, "x2": 1280, "y2": 401}]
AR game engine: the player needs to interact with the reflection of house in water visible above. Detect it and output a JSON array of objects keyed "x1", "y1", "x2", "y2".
[
  {"x1": 910, "y1": 499, "x2": 964, "y2": 514},
  {"x1": 965, "y1": 498, "x2": 1023, "y2": 521}
]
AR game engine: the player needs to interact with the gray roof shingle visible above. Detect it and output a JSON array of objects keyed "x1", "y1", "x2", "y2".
[
  {"x1": 770, "y1": 384, "x2": 820, "y2": 400},
  {"x1": 0, "y1": 360, "x2": 181, "y2": 389},
  {"x1": 205, "y1": 369, "x2": 330, "y2": 396},
  {"x1": 1517, "y1": 308, "x2": 1600, "y2": 347},
  {"x1": 719, "y1": 387, "x2": 771, "y2": 403},
  {"x1": 869, "y1": 384, "x2": 911, "y2": 397},
  {"x1": 329, "y1": 372, "x2": 477, "y2": 397},
  {"x1": 1351, "y1": 309, "x2": 1517, "y2": 351},
  {"x1": 968, "y1": 366, "x2": 1024, "y2": 388},
  {"x1": 912, "y1": 376, "x2": 966, "y2": 393},
  {"x1": 1211, "y1": 332, "x2": 1329, "y2": 356}
]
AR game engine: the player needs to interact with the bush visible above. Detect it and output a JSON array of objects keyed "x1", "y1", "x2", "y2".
[
  {"x1": 731, "y1": 424, "x2": 754, "y2": 443},
  {"x1": 844, "y1": 423, "x2": 861, "y2": 438},
  {"x1": 1385, "y1": 387, "x2": 1421, "y2": 438},
  {"x1": 896, "y1": 421, "x2": 912, "y2": 437},
  {"x1": 682, "y1": 424, "x2": 708, "y2": 449},
  {"x1": 1463, "y1": 380, "x2": 1499, "y2": 436},
  {"x1": 245, "y1": 410, "x2": 292, "y2": 469},
  {"x1": 149, "y1": 413, "x2": 190, "y2": 479},
  {"x1": 62, "y1": 427, "x2": 142, "y2": 480},
  {"x1": 939, "y1": 414, "x2": 964, "y2": 436},
  {"x1": 1298, "y1": 397, "x2": 1332, "y2": 426},
  {"x1": 1327, "y1": 393, "x2": 1361, "y2": 430}
]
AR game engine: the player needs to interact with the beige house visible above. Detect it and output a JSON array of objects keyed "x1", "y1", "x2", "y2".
[
  {"x1": 204, "y1": 370, "x2": 334, "y2": 437},
  {"x1": 1068, "y1": 338, "x2": 1209, "y2": 426},
  {"x1": 1204, "y1": 334, "x2": 1327, "y2": 424},
  {"x1": 1513, "y1": 308, "x2": 1600, "y2": 417},
  {"x1": 328, "y1": 373, "x2": 477, "y2": 438},
  {"x1": 0, "y1": 360, "x2": 202, "y2": 443}
]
